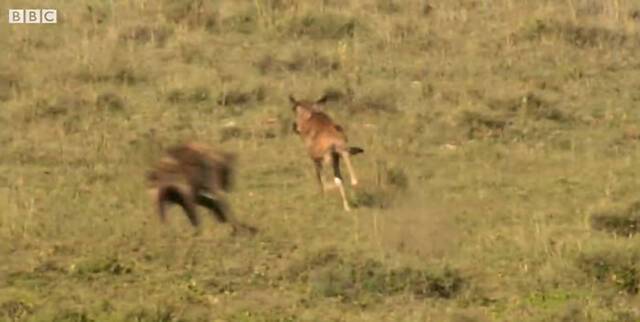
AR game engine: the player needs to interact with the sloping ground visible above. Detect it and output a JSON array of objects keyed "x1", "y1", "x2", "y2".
[{"x1": 2, "y1": 0, "x2": 640, "y2": 321}]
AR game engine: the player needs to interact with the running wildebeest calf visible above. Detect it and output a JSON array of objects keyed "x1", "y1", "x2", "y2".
[{"x1": 289, "y1": 94, "x2": 365, "y2": 211}]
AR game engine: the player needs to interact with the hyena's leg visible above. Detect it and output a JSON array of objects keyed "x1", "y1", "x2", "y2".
[
  {"x1": 197, "y1": 193, "x2": 257, "y2": 235},
  {"x1": 340, "y1": 150, "x2": 358, "y2": 187},
  {"x1": 160, "y1": 186, "x2": 200, "y2": 226},
  {"x1": 155, "y1": 189, "x2": 169, "y2": 224},
  {"x1": 196, "y1": 193, "x2": 229, "y2": 223},
  {"x1": 331, "y1": 151, "x2": 351, "y2": 211}
]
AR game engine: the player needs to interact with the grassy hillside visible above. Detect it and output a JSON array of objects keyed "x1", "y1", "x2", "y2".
[{"x1": 2, "y1": 0, "x2": 640, "y2": 321}]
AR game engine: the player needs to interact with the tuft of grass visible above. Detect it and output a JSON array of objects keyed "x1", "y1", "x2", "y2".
[
  {"x1": 591, "y1": 201, "x2": 640, "y2": 237},
  {"x1": 459, "y1": 92, "x2": 572, "y2": 140},
  {"x1": 255, "y1": 49, "x2": 340, "y2": 75},
  {"x1": 548, "y1": 301, "x2": 588, "y2": 322},
  {"x1": 349, "y1": 82, "x2": 399, "y2": 114},
  {"x1": 52, "y1": 309, "x2": 95, "y2": 322},
  {"x1": 287, "y1": 248, "x2": 466, "y2": 302},
  {"x1": 218, "y1": 84, "x2": 266, "y2": 107},
  {"x1": 223, "y1": 8, "x2": 259, "y2": 34},
  {"x1": 487, "y1": 93, "x2": 570, "y2": 123},
  {"x1": 219, "y1": 124, "x2": 246, "y2": 143},
  {"x1": 124, "y1": 306, "x2": 181, "y2": 322},
  {"x1": 162, "y1": 0, "x2": 219, "y2": 31},
  {"x1": 0, "y1": 300, "x2": 33, "y2": 322},
  {"x1": 385, "y1": 166, "x2": 409, "y2": 190},
  {"x1": 78, "y1": 58, "x2": 149, "y2": 85},
  {"x1": 226, "y1": 309, "x2": 298, "y2": 322},
  {"x1": 72, "y1": 256, "x2": 134, "y2": 277},
  {"x1": 0, "y1": 70, "x2": 20, "y2": 102},
  {"x1": 351, "y1": 188, "x2": 392, "y2": 209},
  {"x1": 351, "y1": 164, "x2": 408, "y2": 209},
  {"x1": 96, "y1": 92, "x2": 125, "y2": 112},
  {"x1": 166, "y1": 86, "x2": 210, "y2": 104},
  {"x1": 286, "y1": 12, "x2": 359, "y2": 40},
  {"x1": 518, "y1": 19, "x2": 633, "y2": 48},
  {"x1": 576, "y1": 247, "x2": 640, "y2": 295},
  {"x1": 307, "y1": 258, "x2": 465, "y2": 301},
  {"x1": 6, "y1": 0, "x2": 640, "y2": 320},
  {"x1": 83, "y1": 2, "x2": 110, "y2": 26},
  {"x1": 119, "y1": 25, "x2": 173, "y2": 47},
  {"x1": 459, "y1": 110, "x2": 509, "y2": 140},
  {"x1": 33, "y1": 94, "x2": 91, "y2": 119},
  {"x1": 376, "y1": 0, "x2": 402, "y2": 14}
]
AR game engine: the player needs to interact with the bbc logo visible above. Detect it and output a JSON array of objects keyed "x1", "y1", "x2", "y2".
[{"x1": 8, "y1": 9, "x2": 57, "y2": 24}]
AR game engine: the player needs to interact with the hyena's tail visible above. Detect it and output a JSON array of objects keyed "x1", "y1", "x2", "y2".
[{"x1": 348, "y1": 147, "x2": 364, "y2": 155}]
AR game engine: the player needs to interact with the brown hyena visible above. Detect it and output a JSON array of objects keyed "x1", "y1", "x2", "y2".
[
  {"x1": 146, "y1": 142, "x2": 256, "y2": 234},
  {"x1": 289, "y1": 94, "x2": 364, "y2": 211}
]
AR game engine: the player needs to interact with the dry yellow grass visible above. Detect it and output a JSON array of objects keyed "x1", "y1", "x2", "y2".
[{"x1": 2, "y1": 0, "x2": 640, "y2": 321}]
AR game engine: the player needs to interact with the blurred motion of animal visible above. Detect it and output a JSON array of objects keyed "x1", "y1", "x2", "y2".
[
  {"x1": 145, "y1": 142, "x2": 256, "y2": 234},
  {"x1": 289, "y1": 94, "x2": 364, "y2": 211}
]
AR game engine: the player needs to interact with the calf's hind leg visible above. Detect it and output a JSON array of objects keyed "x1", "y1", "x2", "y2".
[
  {"x1": 331, "y1": 152, "x2": 351, "y2": 211},
  {"x1": 340, "y1": 150, "x2": 358, "y2": 187},
  {"x1": 314, "y1": 159, "x2": 328, "y2": 193}
]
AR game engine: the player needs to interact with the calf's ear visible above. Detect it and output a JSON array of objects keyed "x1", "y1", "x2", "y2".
[
  {"x1": 289, "y1": 95, "x2": 297, "y2": 106},
  {"x1": 315, "y1": 94, "x2": 329, "y2": 105}
]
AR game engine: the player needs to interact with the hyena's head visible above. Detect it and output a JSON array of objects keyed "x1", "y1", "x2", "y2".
[{"x1": 289, "y1": 94, "x2": 329, "y2": 133}]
